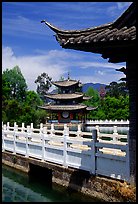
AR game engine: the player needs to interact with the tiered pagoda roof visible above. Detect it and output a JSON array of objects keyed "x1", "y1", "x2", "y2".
[
  {"x1": 38, "y1": 104, "x2": 96, "y2": 111},
  {"x1": 45, "y1": 93, "x2": 83, "y2": 100},
  {"x1": 38, "y1": 76, "x2": 96, "y2": 113}
]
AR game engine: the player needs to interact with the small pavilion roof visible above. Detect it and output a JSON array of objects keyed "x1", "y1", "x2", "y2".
[
  {"x1": 86, "y1": 106, "x2": 98, "y2": 111},
  {"x1": 45, "y1": 93, "x2": 83, "y2": 100},
  {"x1": 41, "y1": 2, "x2": 136, "y2": 63},
  {"x1": 52, "y1": 79, "x2": 80, "y2": 87},
  {"x1": 83, "y1": 96, "x2": 92, "y2": 100}
]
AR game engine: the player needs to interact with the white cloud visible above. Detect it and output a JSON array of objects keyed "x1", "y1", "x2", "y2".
[
  {"x1": 2, "y1": 47, "x2": 68, "y2": 91},
  {"x1": 2, "y1": 46, "x2": 125, "y2": 91},
  {"x1": 77, "y1": 61, "x2": 123, "y2": 69},
  {"x1": 75, "y1": 71, "x2": 124, "y2": 85}
]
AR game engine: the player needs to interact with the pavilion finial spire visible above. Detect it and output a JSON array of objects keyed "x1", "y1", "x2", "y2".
[{"x1": 68, "y1": 72, "x2": 70, "y2": 80}]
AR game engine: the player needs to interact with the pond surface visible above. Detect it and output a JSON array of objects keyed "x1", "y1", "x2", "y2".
[{"x1": 2, "y1": 164, "x2": 102, "y2": 202}]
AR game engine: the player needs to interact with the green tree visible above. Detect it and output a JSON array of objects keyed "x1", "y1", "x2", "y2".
[
  {"x1": 21, "y1": 90, "x2": 48, "y2": 127},
  {"x1": 25, "y1": 90, "x2": 43, "y2": 108},
  {"x1": 100, "y1": 95, "x2": 129, "y2": 120},
  {"x1": 84, "y1": 86, "x2": 100, "y2": 106},
  {"x1": 2, "y1": 67, "x2": 49, "y2": 126},
  {"x1": 3, "y1": 99, "x2": 23, "y2": 125},
  {"x1": 105, "y1": 81, "x2": 128, "y2": 98},
  {"x1": 35, "y1": 72, "x2": 52, "y2": 101},
  {"x1": 2, "y1": 66, "x2": 27, "y2": 101}
]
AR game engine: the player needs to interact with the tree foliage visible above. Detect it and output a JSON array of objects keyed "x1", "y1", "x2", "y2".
[
  {"x1": 2, "y1": 66, "x2": 27, "y2": 101},
  {"x1": 84, "y1": 83, "x2": 129, "y2": 120},
  {"x1": 35, "y1": 72, "x2": 52, "y2": 101},
  {"x1": 2, "y1": 67, "x2": 48, "y2": 127},
  {"x1": 105, "y1": 81, "x2": 128, "y2": 98}
]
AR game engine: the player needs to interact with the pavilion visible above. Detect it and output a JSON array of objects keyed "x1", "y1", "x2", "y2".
[{"x1": 38, "y1": 76, "x2": 97, "y2": 123}]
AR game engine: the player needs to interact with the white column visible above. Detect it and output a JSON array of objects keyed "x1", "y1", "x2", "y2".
[
  {"x1": 40, "y1": 124, "x2": 45, "y2": 161},
  {"x1": 50, "y1": 123, "x2": 55, "y2": 136},
  {"x1": 25, "y1": 125, "x2": 30, "y2": 157},
  {"x1": 77, "y1": 124, "x2": 82, "y2": 138},
  {"x1": 63, "y1": 124, "x2": 69, "y2": 167},
  {"x1": 13, "y1": 123, "x2": 18, "y2": 154}
]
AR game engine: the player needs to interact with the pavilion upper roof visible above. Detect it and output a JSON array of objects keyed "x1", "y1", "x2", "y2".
[
  {"x1": 52, "y1": 79, "x2": 80, "y2": 87},
  {"x1": 41, "y1": 2, "x2": 136, "y2": 63}
]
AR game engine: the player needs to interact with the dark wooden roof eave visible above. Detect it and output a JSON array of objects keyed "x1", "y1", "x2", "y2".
[
  {"x1": 41, "y1": 3, "x2": 135, "y2": 63},
  {"x1": 60, "y1": 40, "x2": 135, "y2": 63}
]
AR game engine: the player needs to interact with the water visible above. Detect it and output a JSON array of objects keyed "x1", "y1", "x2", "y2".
[{"x1": 2, "y1": 164, "x2": 102, "y2": 202}]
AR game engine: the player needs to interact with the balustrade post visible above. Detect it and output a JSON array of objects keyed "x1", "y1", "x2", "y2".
[
  {"x1": 2, "y1": 124, "x2": 7, "y2": 152},
  {"x1": 113, "y1": 126, "x2": 118, "y2": 141},
  {"x1": 25, "y1": 125, "x2": 30, "y2": 157},
  {"x1": 40, "y1": 124, "x2": 45, "y2": 161},
  {"x1": 31, "y1": 123, "x2": 34, "y2": 132},
  {"x1": 43, "y1": 127, "x2": 47, "y2": 134},
  {"x1": 21, "y1": 123, "x2": 25, "y2": 132},
  {"x1": 63, "y1": 124, "x2": 69, "y2": 167},
  {"x1": 7, "y1": 122, "x2": 9, "y2": 131},
  {"x1": 95, "y1": 125, "x2": 100, "y2": 139},
  {"x1": 112, "y1": 126, "x2": 118, "y2": 155},
  {"x1": 92, "y1": 129, "x2": 98, "y2": 175},
  {"x1": 13, "y1": 123, "x2": 18, "y2": 154},
  {"x1": 50, "y1": 123, "x2": 55, "y2": 136},
  {"x1": 77, "y1": 124, "x2": 82, "y2": 137}
]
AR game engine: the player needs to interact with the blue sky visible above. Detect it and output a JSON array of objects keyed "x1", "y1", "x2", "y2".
[{"x1": 2, "y1": 2, "x2": 132, "y2": 91}]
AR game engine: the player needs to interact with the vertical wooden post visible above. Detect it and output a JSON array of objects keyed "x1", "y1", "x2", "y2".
[{"x1": 126, "y1": 60, "x2": 136, "y2": 185}]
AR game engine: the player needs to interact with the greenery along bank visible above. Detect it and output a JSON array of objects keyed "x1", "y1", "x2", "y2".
[{"x1": 2, "y1": 66, "x2": 129, "y2": 127}]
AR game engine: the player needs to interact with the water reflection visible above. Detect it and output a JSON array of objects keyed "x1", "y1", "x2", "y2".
[{"x1": 2, "y1": 165, "x2": 101, "y2": 202}]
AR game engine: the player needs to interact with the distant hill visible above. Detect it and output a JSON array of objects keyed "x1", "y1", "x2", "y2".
[{"x1": 82, "y1": 83, "x2": 107, "y2": 93}]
